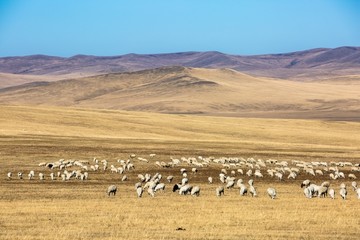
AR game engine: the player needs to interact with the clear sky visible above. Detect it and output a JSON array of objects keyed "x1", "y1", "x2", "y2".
[{"x1": 0, "y1": 0, "x2": 359, "y2": 57}]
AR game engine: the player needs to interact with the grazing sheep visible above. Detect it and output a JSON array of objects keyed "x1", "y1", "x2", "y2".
[
  {"x1": 107, "y1": 185, "x2": 117, "y2": 197},
  {"x1": 216, "y1": 186, "x2": 225, "y2": 197},
  {"x1": 348, "y1": 173, "x2": 357, "y2": 180},
  {"x1": 143, "y1": 181, "x2": 156, "y2": 190},
  {"x1": 287, "y1": 172, "x2": 297, "y2": 179},
  {"x1": 219, "y1": 174, "x2": 226, "y2": 183},
  {"x1": 356, "y1": 188, "x2": 360, "y2": 199},
  {"x1": 136, "y1": 187, "x2": 143, "y2": 198},
  {"x1": 39, "y1": 173, "x2": 44, "y2": 180},
  {"x1": 18, "y1": 172, "x2": 23, "y2": 180},
  {"x1": 154, "y1": 183, "x2": 165, "y2": 192},
  {"x1": 317, "y1": 186, "x2": 328, "y2": 198},
  {"x1": 301, "y1": 179, "x2": 311, "y2": 188},
  {"x1": 181, "y1": 178, "x2": 188, "y2": 186},
  {"x1": 208, "y1": 177, "x2": 213, "y2": 184},
  {"x1": 121, "y1": 175, "x2": 128, "y2": 181},
  {"x1": 321, "y1": 181, "x2": 330, "y2": 188},
  {"x1": 275, "y1": 172, "x2": 283, "y2": 181},
  {"x1": 267, "y1": 188, "x2": 277, "y2": 199},
  {"x1": 304, "y1": 187, "x2": 313, "y2": 199},
  {"x1": 192, "y1": 168, "x2": 198, "y2": 174},
  {"x1": 249, "y1": 185, "x2": 257, "y2": 197},
  {"x1": 167, "y1": 176, "x2": 174, "y2": 183},
  {"x1": 172, "y1": 183, "x2": 182, "y2": 192},
  {"x1": 351, "y1": 181, "x2": 357, "y2": 191},
  {"x1": 226, "y1": 180, "x2": 235, "y2": 189},
  {"x1": 340, "y1": 188, "x2": 347, "y2": 200},
  {"x1": 248, "y1": 179, "x2": 254, "y2": 186},
  {"x1": 147, "y1": 187, "x2": 155, "y2": 197},
  {"x1": 254, "y1": 171, "x2": 263, "y2": 178},
  {"x1": 134, "y1": 182, "x2": 142, "y2": 189},
  {"x1": 50, "y1": 172, "x2": 55, "y2": 181},
  {"x1": 28, "y1": 173, "x2": 34, "y2": 180},
  {"x1": 7, "y1": 172, "x2": 12, "y2": 180},
  {"x1": 239, "y1": 184, "x2": 247, "y2": 196},
  {"x1": 237, "y1": 179, "x2": 244, "y2": 188},
  {"x1": 328, "y1": 188, "x2": 335, "y2": 199},
  {"x1": 180, "y1": 168, "x2": 187, "y2": 174},
  {"x1": 179, "y1": 184, "x2": 193, "y2": 195},
  {"x1": 191, "y1": 186, "x2": 200, "y2": 196}
]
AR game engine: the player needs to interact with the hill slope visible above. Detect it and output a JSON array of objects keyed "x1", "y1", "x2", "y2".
[
  {"x1": 0, "y1": 66, "x2": 359, "y2": 120},
  {"x1": 1, "y1": 46, "x2": 360, "y2": 80}
]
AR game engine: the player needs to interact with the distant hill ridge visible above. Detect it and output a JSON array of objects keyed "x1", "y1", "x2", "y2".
[{"x1": 1, "y1": 46, "x2": 360, "y2": 79}]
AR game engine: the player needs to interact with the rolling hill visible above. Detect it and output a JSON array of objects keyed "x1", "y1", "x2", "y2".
[
  {"x1": 0, "y1": 66, "x2": 359, "y2": 120},
  {"x1": 1, "y1": 46, "x2": 360, "y2": 81}
]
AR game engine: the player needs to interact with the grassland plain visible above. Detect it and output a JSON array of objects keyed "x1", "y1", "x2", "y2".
[{"x1": 0, "y1": 105, "x2": 360, "y2": 240}]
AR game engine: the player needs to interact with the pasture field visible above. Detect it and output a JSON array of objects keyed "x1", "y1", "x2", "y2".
[{"x1": 0, "y1": 105, "x2": 360, "y2": 239}]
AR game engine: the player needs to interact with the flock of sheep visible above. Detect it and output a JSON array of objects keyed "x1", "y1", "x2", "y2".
[{"x1": 6, "y1": 154, "x2": 360, "y2": 200}]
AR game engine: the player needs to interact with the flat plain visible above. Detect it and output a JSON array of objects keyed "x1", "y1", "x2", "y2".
[{"x1": 1, "y1": 105, "x2": 359, "y2": 239}]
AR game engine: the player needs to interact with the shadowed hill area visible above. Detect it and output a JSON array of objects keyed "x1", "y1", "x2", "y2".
[
  {"x1": 1, "y1": 47, "x2": 360, "y2": 80},
  {"x1": 0, "y1": 66, "x2": 359, "y2": 120}
]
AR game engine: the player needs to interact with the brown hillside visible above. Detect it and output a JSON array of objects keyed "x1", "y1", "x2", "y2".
[{"x1": 0, "y1": 66, "x2": 359, "y2": 120}]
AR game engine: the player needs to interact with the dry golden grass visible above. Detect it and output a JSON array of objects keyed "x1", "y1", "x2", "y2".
[
  {"x1": 1, "y1": 67, "x2": 360, "y2": 120},
  {"x1": 1, "y1": 105, "x2": 360, "y2": 239}
]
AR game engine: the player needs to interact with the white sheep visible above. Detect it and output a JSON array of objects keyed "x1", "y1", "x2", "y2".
[
  {"x1": 328, "y1": 188, "x2": 335, "y2": 199},
  {"x1": 249, "y1": 185, "x2": 257, "y2": 197},
  {"x1": 208, "y1": 177, "x2": 213, "y2": 184},
  {"x1": 239, "y1": 184, "x2": 247, "y2": 196},
  {"x1": 351, "y1": 181, "x2": 357, "y2": 191},
  {"x1": 7, "y1": 172, "x2": 12, "y2": 180},
  {"x1": 304, "y1": 187, "x2": 313, "y2": 199},
  {"x1": 107, "y1": 185, "x2": 117, "y2": 196},
  {"x1": 267, "y1": 188, "x2": 276, "y2": 199},
  {"x1": 167, "y1": 176, "x2": 174, "y2": 183},
  {"x1": 191, "y1": 186, "x2": 200, "y2": 196},
  {"x1": 301, "y1": 179, "x2": 311, "y2": 188},
  {"x1": 181, "y1": 178, "x2": 188, "y2": 186},
  {"x1": 134, "y1": 182, "x2": 142, "y2": 189},
  {"x1": 121, "y1": 175, "x2": 128, "y2": 181},
  {"x1": 216, "y1": 186, "x2": 225, "y2": 197},
  {"x1": 192, "y1": 168, "x2": 198, "y2": 174},
  {"x1": 179, "y1": 184, "x2": 193, "y2": 195},
  {"x1": 317, "y1": 186, "x2": 328, "y2": 198},
  {"x1": 226, "y1": 180, "x2": 235, "y2": 189},
  {"x1": 39, "y1": 173, "x2": 44, "y2": 180},
  {"x1": 275, "y1": 172, "x2": 283, "y2": 181},
  {"x1": 340, "y1": 188, "x2": 347, "y2": 200},
  {"x1": 50, "y1": 172, "x2": 55, "y2": 181},
  {"x1": 136, "y1": 186, "x2": 143, "y2": 198},
  {"x1": 348, "y1": 173, "x2": 357, "y2": 180},
  {"x1": 254, "y1": 171, "x2": 263, "y2": 178},
  {"x1": 356, "y1": 188, "x2": 360, "y2": 199},
  {"x1": 18, "y1": 172, "x2": 23, "y2": 179},
  {"x1": 154, "y1": 183, "x2": 165, "y2": 192},
  {"x1": 237, "y1": 179, "x2": 244, "y2": 188}
]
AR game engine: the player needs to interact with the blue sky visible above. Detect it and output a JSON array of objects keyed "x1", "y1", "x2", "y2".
[{"x1": 0, "y1": 0, "x2": 359, "y2": 57}]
